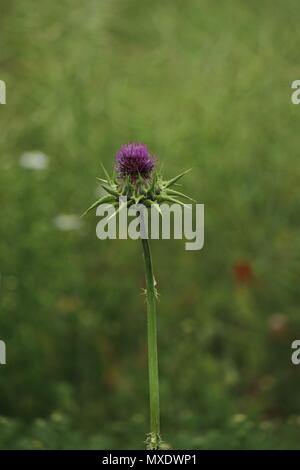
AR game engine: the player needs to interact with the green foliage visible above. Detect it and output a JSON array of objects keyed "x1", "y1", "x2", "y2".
[
  {"x1": 0, "y1": 0, "x2": 300, "y2": 449},
  {"x1": 0, "y1": 414, "x2": 300, "y2": 450}
]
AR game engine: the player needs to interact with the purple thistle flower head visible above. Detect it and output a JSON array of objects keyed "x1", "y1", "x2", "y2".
[{"x1": 116, "y1": 143, "x2": 155, "y2": 179}]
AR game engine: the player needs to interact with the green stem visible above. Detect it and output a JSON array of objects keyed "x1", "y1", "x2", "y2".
[{"x1": 141, "y1": 237, "x2": 161, "y2": 450}]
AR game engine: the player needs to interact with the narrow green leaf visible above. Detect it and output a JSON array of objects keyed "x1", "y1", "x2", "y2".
[
  {"x1": 81, "y1": 195, "x2": 116, "y2": 217},
  {"x1": 96, "y1": 177, "x2": 108, "y2": 184},
  {"x1": 98, "y1": 182, "x2": 119, "y2": 197},
  {"x1": 164, "y1": 168, "x2": 192, "y2": 188},
  {"x1": 165, "y1": 188, "x2": 196, "y2": 202},
  {"x1": 149, "y1": 200, "x2": 162, "y2": 215},
  {"x1": 157, "y1": 195, "x2": 191, "y2": 209},
  {"x1": 100, "y1": 163, "x2": 112, "y2": 184}
]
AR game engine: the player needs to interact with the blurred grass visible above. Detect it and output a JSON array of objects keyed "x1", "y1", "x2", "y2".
[{"x1": 0, "y1": 0, "x2": 300, "y2": 449}]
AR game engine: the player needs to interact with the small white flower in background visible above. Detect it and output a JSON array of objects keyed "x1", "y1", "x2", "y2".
[
  {"x1": 19, "y1": 151, "x2": 49, "y2": 170},
  {"x1": 53, "y1": 214, "x2": 82, "y2": 231}
]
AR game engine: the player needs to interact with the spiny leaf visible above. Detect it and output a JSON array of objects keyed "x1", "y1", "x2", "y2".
[
  {"x1": 150, "y1": 171, "x2": 158, "y2": 191},
  {"x1": 165, "y1": 188, "x2": 196, "y2": 202},
  {"x1": 81, "y1": 195, "x2": 116, "y2": 217},
  {"x1": 133, "y1": 195, "x2": 144, "y2": 204},
  {"x1": 137, "y1": 171, "x2": 144, "y2": 184},
  {"x1": 164, "y1": 168, "x2": 192, "y2": 188},
  {"x1": 96, "y1": 177, "x2": 108, "y2": 184},
  {"x1": 100, "y1": 163, "x2": 112, "y2": 184},
  {"x1": 157, "y1": 195, "x2": 191, "y2": 209},
  {"x1": 98, "y1": 182, "x2": 119, "y2": 197},
  {"x1": 149, "y1": 200, "x2": 162, "y2": 215}
]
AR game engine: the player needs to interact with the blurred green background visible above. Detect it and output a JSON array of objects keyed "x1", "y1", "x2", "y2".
[{"x1": 1, "y1": 0, "x2": 300, "y2": 450}]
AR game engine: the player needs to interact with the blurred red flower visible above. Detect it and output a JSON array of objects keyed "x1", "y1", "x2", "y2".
[{"x1": 233, "y1": 260, "x2": 253, "y2": 284}]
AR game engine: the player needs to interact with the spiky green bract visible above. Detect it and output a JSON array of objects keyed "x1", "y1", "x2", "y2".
[
  {"x1": 164, "y1": 188, "x2": 196, "y2": 203},
  {"x1": 81, "y1": 194, "x2": 116, "y2": 217},
  {"x1": 146, "y1": 432, "x2": 162, "y2": 451},
  {"x1": 83, "y1": 166, "x2": 194, "y2": 215},
  {"x1": 163, "y1": 168, "x2": 192, "y2": 188}
]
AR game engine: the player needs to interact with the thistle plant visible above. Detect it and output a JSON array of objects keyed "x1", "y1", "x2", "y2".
[{"x1": 84, "y1": 143, "x2": 194, "y2": 450}]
